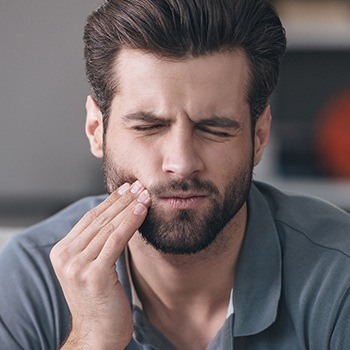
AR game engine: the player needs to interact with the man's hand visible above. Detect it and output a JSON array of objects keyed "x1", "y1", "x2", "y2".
[{"x1": 50, "y1": 181, "x2": 151, "y2": 350}]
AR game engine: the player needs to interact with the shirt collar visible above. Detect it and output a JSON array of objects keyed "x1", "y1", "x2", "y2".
[
  {"x1": 124, "y1": 246, "x2": 143, "y2": 310},
  {"x1": 123, "y1": 246, "x2": 235, "y2": 318},
  {"x1": 233, "y1": 182, "x2": 282, "y2": 336}
]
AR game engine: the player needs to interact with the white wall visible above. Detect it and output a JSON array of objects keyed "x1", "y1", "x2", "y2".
[{"x1": 0, "y1": 0, "x2": 105, "y2": 210}]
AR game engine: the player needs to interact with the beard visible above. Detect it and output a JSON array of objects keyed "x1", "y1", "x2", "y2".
[{"x1": 103, "y1": 150, "x2": 253, "y2": 255}]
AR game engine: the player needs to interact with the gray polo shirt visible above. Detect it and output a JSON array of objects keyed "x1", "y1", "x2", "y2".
[{"x1": 1, "y1": 181, "x2": 350, "y2": 349}]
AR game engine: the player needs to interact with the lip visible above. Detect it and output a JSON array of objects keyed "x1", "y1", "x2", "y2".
[{"x1": 158, "y1": 195, "x2": 207, "y2": 209}]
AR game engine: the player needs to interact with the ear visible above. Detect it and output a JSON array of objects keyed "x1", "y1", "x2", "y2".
[
  {"x1": 85, "y1": 95, "x2": 104, "y2": 159},
  {"x1": 253, "y1": 105, "x2": 272, "y2": 167}
]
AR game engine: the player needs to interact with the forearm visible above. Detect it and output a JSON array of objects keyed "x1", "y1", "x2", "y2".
[{"x1": 60, "y1": 331, "x2": 127, "y2": 350}]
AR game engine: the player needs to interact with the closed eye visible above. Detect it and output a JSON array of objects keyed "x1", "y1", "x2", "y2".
[
  {"x1": 131, "y1": 124, "x2": 166, "y2": 132},
  {"x1": 196, "y1": 126, "x2": 234, "y2": 138}
]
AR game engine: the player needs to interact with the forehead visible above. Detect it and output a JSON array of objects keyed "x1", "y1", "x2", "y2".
[{"x1": 111, "y1": 48, "x2": 250, "y2": 119}]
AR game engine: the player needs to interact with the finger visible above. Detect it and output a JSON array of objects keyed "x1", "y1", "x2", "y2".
[
  {"x1": 59, "y1": 180, "x2": 143, "y2": 249},
  {"x1": 50, "y1": 182, "x2": 138, "y2": 279},
  {"x1": 59, "y1": 183, "x2": 131, "y2": 247},
  {"x1": 69, "y1": 181, "x2": 145, "y2": 253},
  {"x1": 83, "y1": 189, "x2": 151, "y2": 260},
  {"x1": 96, "y1": 194, "x2": 150, "y2": 266}
]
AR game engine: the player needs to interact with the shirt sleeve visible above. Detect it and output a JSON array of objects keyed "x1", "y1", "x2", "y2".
[{"x1": 0, "y1": 234, "x2": 70, "y2": 350}]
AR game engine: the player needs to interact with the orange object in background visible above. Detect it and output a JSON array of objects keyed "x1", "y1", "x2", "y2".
[{"x1": 316, "y1": 90, "x2": 350, "y2": 178}]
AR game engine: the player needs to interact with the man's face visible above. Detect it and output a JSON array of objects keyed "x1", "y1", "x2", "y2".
[{"x1": 92, "y1": 49, "x2": 269, "y2": 255}]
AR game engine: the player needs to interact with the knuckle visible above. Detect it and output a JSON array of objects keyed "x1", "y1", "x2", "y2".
[
  {"x1": 82, "y1": 264, "x2": 110, "y2": 292},
  {"x1": 118, "y1": 192, "x2": 133, "y2": 206},
  {"x1": 80, "y1": 267, "x2": 95, "y2": 286},
  {"x1": 93, "y1": 214, "x2": 110, "y2": 228},
  {"x1": 109, "y1": 232, "x2": 122, "y2": 247},
  {"x1": 105, "y1": 191, "x2": 119, "y2": 203},
  {"x1": 51, "y1": 249, "x2": 84, "y2": 281},
  {"x1": 87, "y1": 264, "x2": 104, "y2": 283},
  {"x1": 65, "y1": 258, "x2": 85, "y2": 282},
  {"x1": 84, "y1": 208, "x2": 98, "y2": 222},
  {"x1": 50, "y1": 246, "x2": 67, "y2": 269},
  {"x1": 65, "y1": 263, "x2": 79, "y2": 281},
  {"x1": 99, "y1": 222, "x2": 115, "y2": 235},
  {"x1": 99, "y1": 233, "x2": 122, "y2": 258}
]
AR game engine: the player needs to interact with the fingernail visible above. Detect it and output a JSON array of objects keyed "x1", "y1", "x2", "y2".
[
  {"x1": 130, "y1": 180, "x2": 142, "y2": 194},
  {"x1": 118, "y1": 183, "x2": 130, "y2": 195},
  {"x1": 133, "y1": 203, "x2": 146, "y2": 215},
  {"x1": 137, "y1": 190, "x2": 150, "y2": 203}
]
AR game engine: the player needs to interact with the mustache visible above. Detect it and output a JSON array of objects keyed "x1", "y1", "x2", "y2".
[
  {"x1": 150, "y1": 178, "x2": 219, "y2": 197},
  {"x1": 108, "y1": 171, "x2": 219, "y2": 198}
]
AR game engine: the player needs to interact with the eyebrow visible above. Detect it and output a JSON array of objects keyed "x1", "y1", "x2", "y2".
[
  {"x1": 122, "y1": 111, "x2": 242, "y2": 129},
  {"x1": 122, "y1": 112, "x2": 169, "y2": 124},
  {"x1": 196, "y1": 116, "x2": 242, "y2": 130}
]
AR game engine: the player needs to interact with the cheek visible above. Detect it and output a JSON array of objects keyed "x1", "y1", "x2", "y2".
[
  {"x1": 205, "y1": 142, "x2": 253, "y2": 185},
  {"x1": 108, "y1": 137, "x2": 161, "y2": 182},
  {"x1": 204, "y1": 141, "x2": 249, "y2": 169}
]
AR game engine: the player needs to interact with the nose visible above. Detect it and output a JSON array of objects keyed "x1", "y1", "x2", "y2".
[{"x1": 162, "y1": 127, "x2": 204, "y2": 179}]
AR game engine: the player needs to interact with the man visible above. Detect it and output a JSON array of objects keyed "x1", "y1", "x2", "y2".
[{"x1": 1, "y1": 0, "x2": 350, "y2": 349}]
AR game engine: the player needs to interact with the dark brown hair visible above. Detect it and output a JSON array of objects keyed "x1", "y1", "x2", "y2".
[{"x1": 84, "y1": 0, "x2": 286, "y2": 128}]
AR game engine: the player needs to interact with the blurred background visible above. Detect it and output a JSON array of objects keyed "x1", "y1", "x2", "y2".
[
  {"x1": 1, "y1": 0, "x2": 350, "y2": 243},
  {"x1": 258, "y1": 0, "x2": 350, "y2": 209}
]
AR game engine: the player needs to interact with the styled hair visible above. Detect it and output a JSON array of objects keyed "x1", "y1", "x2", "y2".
[{"x1": 84, "y1": 0, "x2": 286, "y2": 128}]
